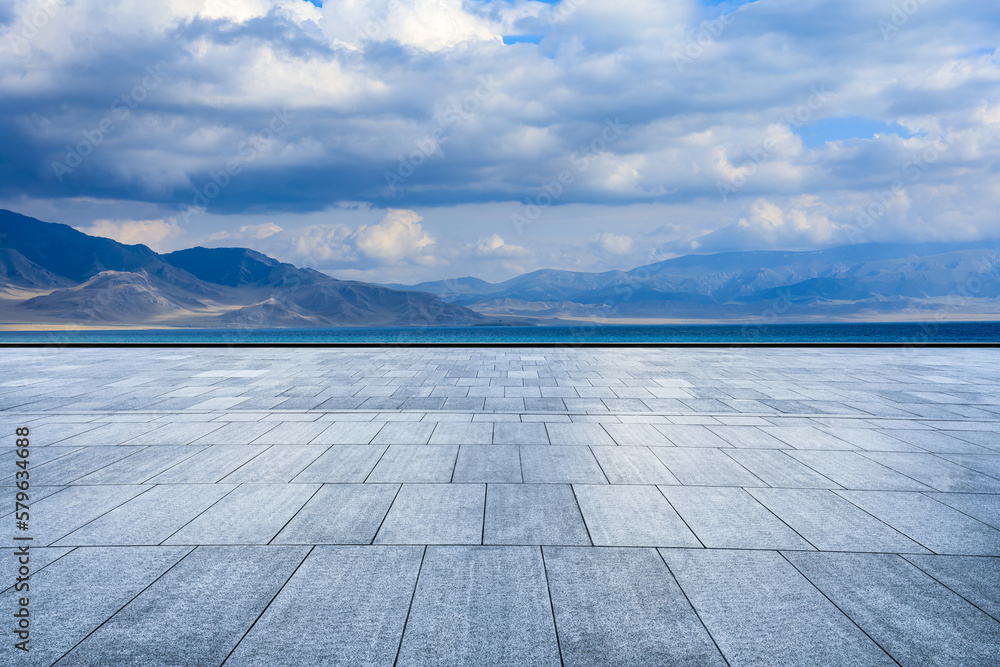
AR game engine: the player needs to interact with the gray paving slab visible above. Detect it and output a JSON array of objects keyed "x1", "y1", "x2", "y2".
[
  {"x1": 519, "y1": 445, "x2": 608, "y2": 484},
  {"x1": 58, "y1": 546, "x2": 307, "y2": 666},
  {"x1": 147, "y1": 445, "x2": 270, "y2": 484},
  {"x1": 493, "y1": 422, "x2": 550, "y2": 445},
  {"x1": 375, "y1": 483, "x2": 485, "y2": 545},
  {"x1": 861, "y1": 452, "x2": 1000, "y2": 493},
  {"x1": 837, "y1": 490, "x2": 1000, "y2": 556},
  {"x1": 310, "y1": 421, "x2": 385, "y2": 445},
  {"x1": 428, "y1": 421, "x2": 494, "y2": 445},
  {"x1": 885, "y1": 429, "x2": 994, "y2": 454},
  {"x1": 396, "y1": 546, "x2": 560, "y2": 666},
  {"x1": 903, "y1": 554, "x2": 1000, "y2": 620},
  {"x1": 370, "y1": 421, "x2": 436, "y2": 445},
  {"x1": 573, "y1": 485, "x2": 701, "y2": 547},
  {"x1": 602, "y1": 422, "x2": 673, "y2": 446},
  {"x1": 938, "y1": 453, "x2": 1000, "y2": 478},
  {"x1": 227, "y1": 545, "x2": 423, "y2": 665},
  {"x1": 544, "y1": 546, "x2": 725, "y2": 666},
  {"x1": 165, "y1": 484, "x2": 319, "y2": 545},
  {"x1": 650, "y1": 447, "x2": 764, "y2": 486},
  {"x1": 785, "y1": 551, "x2": 1000, "y2": 665},
  {"x1": 590, "y1": 446, "x2": 681, "y2": 484},
  {"x1": 708, "y1": 425, "x2": 791, "y2": 449},
  {"x1": 63, "y1": 422, "x2": 163, "y2": 447},
  {"x1": 747, "y1": 488, "x2": 929, "y2": 553},
  {"x1": 70, "y1": 445, "x2": 205, "y2": 484},
  {"x1": 546, "y1": 422, "x2": 616, "y2": 446},
  {"x1": 817, "y1": 427, "x2": 923, "y2": 452},
  {"x1": 366, "y1": 445, "x2": 459, "y2": 483},
  {"x1": 654, "y1": 424, "x2": 732, "y2": 448},
  {"x1": 0, "y1": 546, "x2": 191, "y2": 665},
  {"x1": 292, "y1": 444, "x2": 388, "y2": 483},
  {"x1": 786, "y1": 450, "x2": 935, "y2": 491},
  {"x1": 56, "y1": 484, "x2": 235, "y2": 546},
  {"x1": 32, "y1": 484, "x2": 151, "y2": 545},
  {"x1": 272, "y1": 484, "x2": 399, "y2": 545},
  {"x1": 249, "y1": 420, "x2": 330, "y2": 445},
  {"x1": 725, "y1": 449, "x2": 839, "y2": 488},
  {"x1": 761, "y1": 425, "x2": 857, "y2": 450},
  {"x1": 484, "y1": 484, "x2": 590, "y2": 545},
  {"x1": 925, "y1": 491, "x2": 1000, "y2": 529},
  {"x1": 950, "y1": 430, "x2": 1000, "y2": 451},
  {"x1": 661, "y1": 486, "x2": 814, "y2": 550},
  {"x1": 191, "y1": 417, "x2": 277, "y2": 445},
  {"x1": 660, "y1": 549, "x2": 896, "y2": 666},
  {"x1": 452, "y1": 444, "x2": 522, "y2": 483},
  {"x1": 219, "y1": 445, "x2": 328, "y2": 483},
  {"x1": 123, "y1": 422, "x2": 224, "y2": 446},
  {"x1": 32, "y1": 446, "x2": 148, "y2": 485}
]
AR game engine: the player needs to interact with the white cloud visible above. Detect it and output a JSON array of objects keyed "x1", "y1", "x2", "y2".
[
  {"x1": 74, "y1": 218, "x2": 183, "y2": 251},
  {"x1": 353, "y1": 209, "x2": 435, "y2": 262},
  {"x1": 238, "y1": 222, "x2": 283, "y2": 239},
  {"x1": 474, "y1": 233, "x2": 529, "y2": 258},
  {"x1": 592, "y1": 232, "x2": 634, "y2": 255}
]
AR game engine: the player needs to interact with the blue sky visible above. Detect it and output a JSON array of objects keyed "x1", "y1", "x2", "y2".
[{"x1": 1, "y1": 0, "x2": 998, "y2": 283}]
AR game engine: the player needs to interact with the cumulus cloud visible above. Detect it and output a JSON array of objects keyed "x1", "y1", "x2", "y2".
[
  {"x1": 75, "y1": 218, "x2": 183, "y2": 251},
  {"x1": 592, "y1": 232, "x2": 634, "y2": 255},
  {"x1": 474, "y1": 233, "x2": 529, "y2": 258},
  {"x1": 353, "y1": 209, "x2": 435, "y2": 262}
]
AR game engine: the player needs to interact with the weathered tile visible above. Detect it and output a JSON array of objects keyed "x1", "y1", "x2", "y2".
[
  {"x1": 651, "y1": 447, "x2": 763, "y2": 486},
  {"x1": 590, "y1": 446, "x2": 680, "y2": 485},
  {"x1": 375, "y1": 484, "x2": 485, "y2": 544},
  {"x1": 165, "y1": 484, "x2": 318, "y2": 545},
  {"x1": 785, "y1": 551, "x2": 1000, "y2": 665},
  {"x1": 273, "y1": 484, "x2": 399, "y2": 544},
  {"x1": 903, "y1": 554, "x2": 1000, "y2": 619},
  {"x1": 366, "y1": 445, "x2": 459, "y2": 483},
  {"x1": 544, "y1": 546, "x2": 724, "y2": 665},
  {"x1": 397, "y1": 546, "x2": 560, "y2": 666},
  {"x1": 661, "y1": 486, "x2": 813, "y2": 550},
  {"x1": 227, "y1": 545, "x2": 422, "y2": 665},
  {"x1": 660, "y1": 549, "x2": 895, "y2": 666},
  {"x1": 519, "y1": 445, "x2": 608, "y2": 484},
  {"x1": 59, "y1": 546, "x2": 307, "y2": 666},
  {"x1": 0, "y1": 546, "x2": 190, "y2": 665},
  {"x1": 573, "y1": 485, "x2": 700, "y2": 547},
  {"x1": 837, "y1": 490, "x2": 1000, "y2": 556},
  {"x1": 56, "y1": 484, "x2": 234, "y2": 546},
  {"x1": 484, "y1": 484, "x2": 590, "y2": 545},
  {"x1": 292, "y1": 444, "x2": 387, "y2": 483},
  {"x1": 452, "y1": 444, "x2": 522, "y2": 483},
  {"x1": 748, "y1": 488, "x2": 927, "y2": 553}
]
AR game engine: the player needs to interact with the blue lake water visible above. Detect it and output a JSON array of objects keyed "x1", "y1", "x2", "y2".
[{"x1": 0, "y1": 321, "x2": 998, "y2": 344}]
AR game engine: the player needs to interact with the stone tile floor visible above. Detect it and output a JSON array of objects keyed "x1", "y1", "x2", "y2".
[{"x1": 1, "y1": 347, "x2": 999, "y2": 665}]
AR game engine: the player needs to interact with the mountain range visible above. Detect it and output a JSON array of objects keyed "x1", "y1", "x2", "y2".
[
  {"x1": 388, "y1": 242, "x2": 1000, "y2": 322},
  {"x1": 0, "y1": 210, "x2": 484, "y2": 328},
  {"x1": 2, "y1": 208, "x2": 1000, "y2": 328}
]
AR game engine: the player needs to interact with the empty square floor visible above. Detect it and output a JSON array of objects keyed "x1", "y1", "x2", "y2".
[{"x1": 2, "y1": 346, "x2": 999, "y2": 665}]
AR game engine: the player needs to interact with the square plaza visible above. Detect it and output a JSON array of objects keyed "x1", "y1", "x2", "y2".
[{"x1": 3, "y1": 346, "x2": 999, "y2": 665}]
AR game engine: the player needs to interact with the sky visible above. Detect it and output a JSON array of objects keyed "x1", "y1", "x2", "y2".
[{"x1": 1, "y1": 0, "x2": 998, "y2": 284}]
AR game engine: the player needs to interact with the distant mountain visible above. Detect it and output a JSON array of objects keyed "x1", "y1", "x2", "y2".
[
  {"x1": 20, "y1": 270, "x2": 208, "y2": 322},
  {"x1": 0, "y1": 210, "x2": 484, "y2": 327},
  {"x1": 393, "y1": 242, "x2": 1000, "y2": 321},
  {"x1": 0, "y1": 248, "x2": 72, "y2": 290}
]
